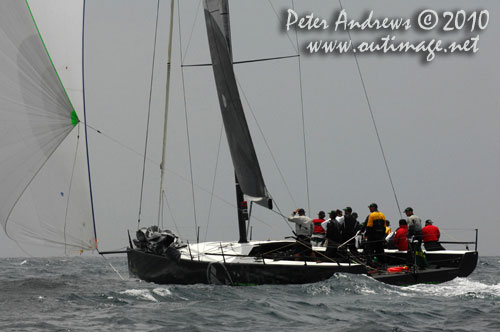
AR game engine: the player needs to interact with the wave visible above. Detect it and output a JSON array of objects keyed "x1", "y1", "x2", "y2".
[
  {"x1": 405, "y1": 277, "x2": 500, "y2": 299},
  {"x1": 119, "y1": 289, "x2": 158, "y2": 302}
]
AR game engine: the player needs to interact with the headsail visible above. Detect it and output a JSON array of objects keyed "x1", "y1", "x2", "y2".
[
  {"x1": 203, "y1": 0, "x2": 272, "y2": 208},
  {"x1": 0, "y1": 0, "x2": 95, "y2": 253}
]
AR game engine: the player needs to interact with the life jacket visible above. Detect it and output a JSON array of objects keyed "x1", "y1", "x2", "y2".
[{"x1": 312, "y1": 218, "x2": 325, "y2": 235}]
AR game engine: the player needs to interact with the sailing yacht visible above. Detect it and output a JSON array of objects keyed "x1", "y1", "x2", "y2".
[
  {"x1": 126, "y1": 0, "x2": 478, "y2": 286},
  {"x1": 0, "y1": 0, "x2": 477, "y2": 286}
]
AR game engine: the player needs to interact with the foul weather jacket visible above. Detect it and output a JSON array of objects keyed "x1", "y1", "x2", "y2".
[
  {"x1": 422, "y1": 224, "x2": 440, "y2": 242},
  {"x1": 394, "y1": 225, "x2": 409, "y2": 251}
]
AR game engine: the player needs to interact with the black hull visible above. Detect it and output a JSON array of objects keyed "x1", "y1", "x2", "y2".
[
  {"x1": 127, "y1": 248, "x2": 365, "y2": 285},
  {"x1": 385, "y1": 251, "x2": 478, "y2": 277},
  {"x1": 369, "y1": 267, "x2": 460, "y2": 286},
  {"x1": 127, "y1": 248, "x2": 478, "y2": 286}
]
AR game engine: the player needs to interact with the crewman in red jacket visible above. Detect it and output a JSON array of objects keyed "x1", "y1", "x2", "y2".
[
  {"x1": 422, "y1": 219, "x2": 445, "y2": 251},
  {"x1": 311, "y1": 211, "x2": 326, "y2": 247},
  {"x1": 394, "y1": 219, "x2": 409, "y2": 251}
]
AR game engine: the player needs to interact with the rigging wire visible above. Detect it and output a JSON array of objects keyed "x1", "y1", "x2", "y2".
[
  {"x1": 99, "y1": 254, "x2": 125, "y2": 281},
  {"x1": 181, "y1": 54, "x2": 299, "y2": 68},
  {"x1": 204, "y1": 125, "x2": 224, "y2": 242},
  {"x1": 266, "y1": 0, "x2": 298, "y2": 54},
  {"x1": 83, "y1": 123, "x2": 277, "y2": 230},
  {"x1": 86, "y1": 124, "x2": 157, "y2": 164},
  {"x1": 137, "y1": 0, "x2": 161, "y2": 226},
  {"x1": 270, "y1": 195, "x2": 295, "y2": 232},
  {"x1": 235, "y1": 77, "x2": 298, "y2": 208},
  {"x1": 177, "y1": 0, "x2": 199, "y2": 239},
  {"x1": 338, "y1": 0, "x2": 402, "y2": 218},
  {"x1": 292, "y1": 0, "x2": 311, "y2": 214},
  {"x1": 162, "y1": 190, "x2": 182, "y2": 237},
  {"x1": 182, "y1": 0, "x2": 202, "y2": 59}
]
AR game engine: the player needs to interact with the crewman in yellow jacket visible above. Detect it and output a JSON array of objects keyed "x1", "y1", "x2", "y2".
[{"x1": 363, "y1": 203, "x2": 387, "y2": 265}]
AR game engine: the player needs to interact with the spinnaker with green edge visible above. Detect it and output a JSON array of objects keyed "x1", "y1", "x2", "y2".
[{"x1": 0, "y1": 0, "x2": 95, "y2": 254}]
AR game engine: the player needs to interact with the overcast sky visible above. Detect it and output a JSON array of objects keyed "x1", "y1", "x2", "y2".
[{"x1": 1, "y1": 0, "x2": 499, "y2": 257}]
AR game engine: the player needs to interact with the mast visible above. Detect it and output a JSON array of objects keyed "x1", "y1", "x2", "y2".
[
  {"x1": 203, "y1": 0, "x2": 272, "y2": 243},
  {"x1": 219, "y1": 1, "x2": 248, "y2": 244},
  {"x1": 157, "y1": 0, "x2": 175, "y2": 226}
]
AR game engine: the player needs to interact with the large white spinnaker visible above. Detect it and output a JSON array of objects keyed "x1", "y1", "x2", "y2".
[{"x1": 0, "y1": 0, "x2": 96, "y2": 253}]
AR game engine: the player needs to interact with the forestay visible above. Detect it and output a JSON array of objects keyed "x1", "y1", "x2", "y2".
[
  {"x1": 0, "y1": 0, "x2": 95, "y2": 253},
  {"x1": 203, "y1": 0, "x2": 272, "y2": 208}
]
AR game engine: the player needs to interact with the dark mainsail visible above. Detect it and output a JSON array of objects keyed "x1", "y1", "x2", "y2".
[{"x1": 203, "y1": 0, "x2": 271, "y2": 208}]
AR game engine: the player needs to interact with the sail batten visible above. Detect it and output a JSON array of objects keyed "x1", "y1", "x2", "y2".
[{"x1": 203, "y1": 0, "x2": 271, "y2": 207}]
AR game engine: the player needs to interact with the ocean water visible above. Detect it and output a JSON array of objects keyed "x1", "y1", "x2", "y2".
[{"x1": 0, "y1": 256, "x2": 498, "y2": 332}]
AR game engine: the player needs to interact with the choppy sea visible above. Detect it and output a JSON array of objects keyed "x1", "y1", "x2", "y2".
[{"x1": 0, "y1": 256, "x2": 499, "y2": 332}]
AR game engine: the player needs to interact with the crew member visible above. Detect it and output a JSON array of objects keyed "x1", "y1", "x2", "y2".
[
  {"x1": 322, "y1": 210, "x2": 342, "y2": 258},
  {"x1": 394, "y1": 219, "x2": 409, "y2": 251},
  {"x1": 404, "y1": 207, "x2": 428, "y2": 268},
  {"x1": 404, "y1": 207, "x2": 422, "y2": 242},
  {"x1": 422, "y1": 219, "x2": 445, "y2": 251},
  {"x1": 311, "y1": 211, "x2": 326, "y2": 247},
  {"x1": 341, "y1": 207, "x2": 360, "y2": 254},
  {"x1": 385, "y1": 220, "x2": 392, "y2": 236},
  {"x1": 363, "y1": 203, "x2": 387, "y2": 265},
  {"x1": 288, "y1": 208, "x2": 313, "y2": 259}
]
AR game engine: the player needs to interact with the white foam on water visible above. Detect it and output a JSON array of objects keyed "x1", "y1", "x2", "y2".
[
  {"x1": 152, "y1": 288, "x2": 172, "y2": 297},
  {"x1": 305, "y1": 284, "x2": 331, "y2": 296},
  {"x1": 119, "y1": 289, "x2": 158, "y2": 302},
  {"x1": 359, "y1": 287, "x2": 377, "y2": 295},
  {"x1": 405, "y1": 278, "x2": 500, "y2": 299}
]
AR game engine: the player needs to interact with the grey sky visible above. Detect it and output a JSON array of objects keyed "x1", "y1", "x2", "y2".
[{"x1": 1, "y1": 0, "x2": 498, "y2": 257}]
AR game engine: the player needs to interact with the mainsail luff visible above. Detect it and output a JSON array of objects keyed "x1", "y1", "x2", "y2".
[{"x1": 203, "y1": 0, "x2": 272, "y2": 208}]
